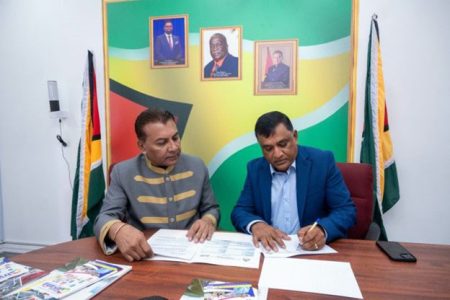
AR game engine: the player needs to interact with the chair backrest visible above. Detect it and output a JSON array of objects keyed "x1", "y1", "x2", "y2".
[{"x1": 336, "y1": 162, "x2": 373, "y2": 239}]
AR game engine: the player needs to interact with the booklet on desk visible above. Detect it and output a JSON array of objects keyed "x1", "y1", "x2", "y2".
[
  {"x1": 4, "y1": 258, "x2": 131, "y2": 300},
  {"x1": 0, "y1": 257, "x2": 47, "y2": 297},
  {"x1": 65, "y1": 261, "x2": 131, "y2": 300},
  {"x1": 180, "y1": 278, "x2": 257, "y2": 300}
]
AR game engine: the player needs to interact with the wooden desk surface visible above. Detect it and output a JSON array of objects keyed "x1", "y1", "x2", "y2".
[{"x1": 12, "y1": 232, "x2": 450, "y2": 300}]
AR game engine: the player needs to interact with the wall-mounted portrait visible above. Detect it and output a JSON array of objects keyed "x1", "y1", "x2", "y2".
[
  {"x1": 254, "y1": 40, "x2": 298, "y2": 95},
  {"x1": 149, "y1": 15, "x2": 188, "y2": 68},
  {"x1": 201, "y1": 26, "x2": 241, "y2": 80}
]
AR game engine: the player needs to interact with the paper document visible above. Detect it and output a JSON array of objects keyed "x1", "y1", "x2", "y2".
[
  {"x1": 149, "y1": 229, "x2": 201, "y2": 260},
  {"x1": 259, "y1": 257, "x2": 363, "y2": 299},
  {"x1": 260, "y1": 235, "x2": 337, "y2": 258},
  {"x1": 147, "y1": 229, "x2": 260, "y2": 268}
]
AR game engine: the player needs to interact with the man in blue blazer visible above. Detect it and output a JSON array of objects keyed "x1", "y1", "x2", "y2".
[
  {"x1": 154, "y1": 20, "x2": 184, "y2": 65},
  {"x1": 231, "y1": 111, "x2": 355, "y2": 251}
]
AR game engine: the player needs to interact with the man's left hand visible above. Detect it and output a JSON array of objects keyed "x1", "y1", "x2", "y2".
[
  {"x1": 186, "y1": 217, "x2": 215, "y2": 243},
  {"x1": 298, "y1": 225, "x2": 325, "y2": 251}
]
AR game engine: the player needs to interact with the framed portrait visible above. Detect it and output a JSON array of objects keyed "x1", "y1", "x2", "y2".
[
  {"x1": 200, "y1": 26, "x2": 242, "y2": 80},
  {"x1": 149, "y1": 15, "x2": 188, "y2": 68},
  {"x1": 254, "y1": 40, "x2": 298, "y2": 95}
]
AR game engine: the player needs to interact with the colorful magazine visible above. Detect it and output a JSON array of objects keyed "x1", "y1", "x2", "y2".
[
  {"x1": 4, "y1": 258, "x2": 124, "y2": 299},
  {"x1": 180, "y1": 278, "x2": 257, "y2": 300},
  {"x1": 0, "y1": 257, "x2": 47, "y2": 297},
  {"x1": 64, "y1": 262, "x2": 131, "y2": 300}
]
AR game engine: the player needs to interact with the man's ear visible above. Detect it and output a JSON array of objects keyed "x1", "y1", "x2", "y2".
[
  {"x1": 293, "y1": 130, "x2": 298, "y2": 141},
  {"x1": 137, "y1": 140, "x2": 144, "y2": 151}
]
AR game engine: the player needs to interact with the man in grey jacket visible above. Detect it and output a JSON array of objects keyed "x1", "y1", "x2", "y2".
[{"x1": 94, "y1": 108, "x2": 220, "y2": 262}]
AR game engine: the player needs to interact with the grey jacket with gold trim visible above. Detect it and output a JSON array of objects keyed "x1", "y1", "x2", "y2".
[{"x1": 93, "y1": 153, "x2": 220, "y2": 254}]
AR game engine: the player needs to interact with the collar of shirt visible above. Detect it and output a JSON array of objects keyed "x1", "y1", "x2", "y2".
[
  {"x1": 269, "y1": 160, "x2": 296, "y2": 176},
  {"x1": 213, "y1": 54, "x2": 228, "y2": 68}
]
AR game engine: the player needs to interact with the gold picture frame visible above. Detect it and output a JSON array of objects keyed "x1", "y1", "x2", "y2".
[
  {"x1": 149, "y1": 14, "x2": 188, "y2": 68},
  {"x1": 254, "y1": 39, "x2": 298, "y2": 95},
  {"x1": 200, "y1": 26, "x2": 242, "y2": 80}
]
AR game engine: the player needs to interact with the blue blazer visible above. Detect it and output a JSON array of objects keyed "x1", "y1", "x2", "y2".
[
  {"x1": 154, "y1": 34, "x2": 183, "y2": 63},
  {"x1": 231, "y1": 146, "x2": 356, "y2": 242},
  {"x1": 204, "y1": 54, "x2": 239, "y2": 78}
]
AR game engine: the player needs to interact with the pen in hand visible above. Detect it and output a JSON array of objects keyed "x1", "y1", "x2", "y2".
[
  {"x1": 299, "y1": 218, "x2": 320, "y2": 245},
  {"x1": 307, "y1": 218, "x2": 320, "y2": 234}
]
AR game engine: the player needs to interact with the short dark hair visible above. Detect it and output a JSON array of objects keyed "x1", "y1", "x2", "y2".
[
  {"x1": 273, "y1": 50, "x2": 283, "y2": 57},
  {"x1": 163, "y1": 19, "x2": 173, "y2": 26},
  {"x1": 135, "y1": 108, "x2": 176, "y2": 141},
  {"x1": 255, "y1": 111, "x2": 293, "y2": 138}
]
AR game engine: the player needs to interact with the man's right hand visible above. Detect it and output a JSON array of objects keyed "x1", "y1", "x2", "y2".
[
  {"x1": 109, "y1": 222, "x2": 153, "y2": 262},
  {"x1": 250, "y1": 222, "x2": 290, "y2": 252}
]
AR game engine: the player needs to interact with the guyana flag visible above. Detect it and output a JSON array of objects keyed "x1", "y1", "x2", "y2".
[
  {"x1": 71, "y1": 51, "x2": 106, "y2": 239},
  {"x1": 360, "y1": 17, "x2": 400, "y2": 241}
]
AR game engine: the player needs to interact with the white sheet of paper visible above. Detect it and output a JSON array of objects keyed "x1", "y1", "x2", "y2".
[
  {"x1": 260, "y1": 235, "x2": 337, "y2": 258},
  {"x1": 259, "y1": 258, "x2": 363, "y2": 299},
  {"x1": 147, "y1": 229, "x2": 260, "y2": 268},
  {"x1": 148, "y1": 229, "x2": 200, "y2": 260}
]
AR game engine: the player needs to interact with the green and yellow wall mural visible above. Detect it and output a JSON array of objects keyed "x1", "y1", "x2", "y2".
[{"x1": 104, "y1": 0, "x2": 357, "y2": 230}]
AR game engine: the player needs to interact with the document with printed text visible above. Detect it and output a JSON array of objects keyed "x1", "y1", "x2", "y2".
[{"x1": 147, "y1": 229, "x2": 260, "y2": 269}]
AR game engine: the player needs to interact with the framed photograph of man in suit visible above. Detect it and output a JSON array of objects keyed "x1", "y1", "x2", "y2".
[
  {"x1": 254, "y1": 40, "x2": 298, "y2": 95},
  {"x1": 150, "y1": 15, "x2": 188, "y2": 68},
  {"x1": 201, "y1": 26, "x2": 242, "y2": 81}
]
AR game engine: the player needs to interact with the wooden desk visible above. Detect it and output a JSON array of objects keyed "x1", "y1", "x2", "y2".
[{"x1": 12, "y1": 232, "x2": 450, "y2": 299}]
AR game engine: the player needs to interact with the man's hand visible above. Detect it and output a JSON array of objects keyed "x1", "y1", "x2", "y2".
[
  {"x1": 186, "y1": 217, "x2": 215, "y2": 243},
  {"x1": 298, "y1": 224, "x2": 325, "y2": 251},
  {"x1": 251, "y1": 222, "x2": 290, "y2": 252},
  {"x1": 110, "y1": 222, "x2": 153, "y2": 262}
]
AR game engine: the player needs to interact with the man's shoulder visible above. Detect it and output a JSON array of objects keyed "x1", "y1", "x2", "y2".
[
  {"x1": 113, "y1": 154, "x2": 144, "y2": 171},
  {"x1": 204, "y1": 60, "x2": 214, "y2": 71},
  {"x1": 179, "y1": 153, "x2": 202, "y2": 163},
  {"x1": 156, "y1": 34, "x2": 165, "y2": 40},
  {"x1": 247, "y1": 156, "x2": 268, "y2": 170},
  {"x1": 280, "y1": 63, "x2": 290, "y2": 71},
  {"x1": 298, "y1": 145, "x2": 333, "y2": 161},
  {"x1": 226, "y1": 54, "x2": 238, "y2": 63}
]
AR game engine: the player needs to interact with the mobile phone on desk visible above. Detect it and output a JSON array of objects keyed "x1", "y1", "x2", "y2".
[{"x1": 376, "y1": 241, "x2": 417, "y2": 262}]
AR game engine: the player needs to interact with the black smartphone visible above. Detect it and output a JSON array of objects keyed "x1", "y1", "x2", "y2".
[{"x1": 376, "y1": 241, "x2": 417, "y2": 262}]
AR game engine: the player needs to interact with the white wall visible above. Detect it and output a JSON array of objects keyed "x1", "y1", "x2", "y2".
[
  {"x1": 0, "y1": 0, "x2": 105, "y2": 246},
  {"x1": 0, "y1": 0, "x2": 449, "y2": 248},
  {"x1": 354, "y1": 0, "x2": 450, "y2": 244}
]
